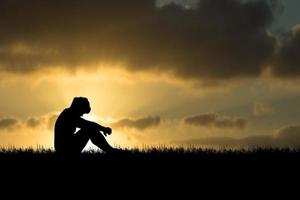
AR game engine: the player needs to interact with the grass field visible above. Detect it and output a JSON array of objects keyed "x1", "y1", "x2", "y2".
[
  {"x1": 1, "y1": 146, "x2": 299, "y2": 162},
  {"x1": 1, "y1": 147, "x2": 299, "y2": 185}
]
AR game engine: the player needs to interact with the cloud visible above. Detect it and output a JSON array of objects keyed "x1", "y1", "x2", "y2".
[
  {"x1": 0, "y1": 113, "x2": 58, "y2": 132},
  {"x1": 276, "y1": 124, "x2": 300, "y2": 145},
  {"x1": 272, "y1": 24, "x2": 300, "y2": 77},
  {"x1": 253, "y1": 102, "x2": 273, "y2": 117},
  {"x1": 0, "y1": 0, "x2": 278, "y2": 81},
  {"x1": 25, "y1": 114, "x2": 58, "y2": 130},
  {"x1": 26, "y1": 117, "x2": 43, "y2": 128},
  {"x1": 111, "y1": 116, "x2": 160, "y2": 130},
  {"x1": 0, "y1": 118, "x2": 19, "y2": 130},
  {"x1": 173, "y1": 124, "x2": 300, "y2": 148},
  {"x1": 184, "y1": 113, "x2": 247, "y2": 129}
]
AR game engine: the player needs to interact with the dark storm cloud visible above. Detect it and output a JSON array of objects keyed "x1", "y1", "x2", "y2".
[
  {"x1": 0, "y1": 0, "x2": 155, "y2": 72},
  {"x1": 173, "y1": 124, "x2": 300, "y2": 148},
  {"x1": 0, "y1": 118, "x2": 19, "y2": 130},
  {"x1": 184, "y1": 113, "x2": 247, "y2": 129},
  {"x1": 0, "y1": 0, "x2": 278, "y2": 80},
  {"x1": 272, "y1": 26, "x2": 300, "y2": 77},
  {"x1": 111, "y1": 116, "x2": 160, "y2": 130}
]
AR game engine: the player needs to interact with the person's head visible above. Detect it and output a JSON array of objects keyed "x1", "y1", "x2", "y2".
[{"x1": 70, "y1": 97, "x2": 91, "y2": 116}]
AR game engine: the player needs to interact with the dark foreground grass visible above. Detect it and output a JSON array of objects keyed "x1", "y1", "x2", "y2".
[
  {"x1": 1, "y1": 147, "x2": 299, "y2": 162},
  {"x1": 1, "y1": 147, "x2": 299, "y2": 186}
]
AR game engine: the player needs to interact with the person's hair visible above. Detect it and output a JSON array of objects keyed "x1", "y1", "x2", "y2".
[{"x1": 70, "y1": 97, "x2": 91, "y2": 114}]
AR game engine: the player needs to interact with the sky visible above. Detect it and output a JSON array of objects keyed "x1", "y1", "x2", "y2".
[{"x1": 1, "y1": 0, "x2": 300, "y2": 149}]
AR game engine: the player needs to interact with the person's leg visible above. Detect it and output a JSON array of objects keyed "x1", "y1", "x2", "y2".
[
  {"x1": 75, "y1": 128, "x2": 115, "y2": 153},
  {"x1": 73, "y1": 129, "x2": 91, "y2": 153},
  {"x1": 89, "y1": 130, "x2": 115, "y2": 153}
]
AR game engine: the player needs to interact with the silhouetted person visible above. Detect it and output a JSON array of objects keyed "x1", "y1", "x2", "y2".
[{"x1": 54, "y1": 97, "x2": 115, "y2": 154}]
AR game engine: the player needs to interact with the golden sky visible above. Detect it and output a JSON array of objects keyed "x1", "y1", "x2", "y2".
[{"x1": 1, "y1": 0, "x2": 300, "y2": 149}]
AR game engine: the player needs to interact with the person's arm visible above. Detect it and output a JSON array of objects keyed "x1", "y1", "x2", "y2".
[{"x1": 77, "y1": 118, "x2": 112, "y2": 135}]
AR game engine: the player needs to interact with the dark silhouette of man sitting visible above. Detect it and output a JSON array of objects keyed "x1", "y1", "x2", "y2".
[{"x1": 54, "y1": 97, "x2": 115, "y2": 154}]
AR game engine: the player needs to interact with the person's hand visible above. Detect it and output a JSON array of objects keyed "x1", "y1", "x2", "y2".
[{"x1": 103, "y1": 127, "x2": 112, "y2": 136}]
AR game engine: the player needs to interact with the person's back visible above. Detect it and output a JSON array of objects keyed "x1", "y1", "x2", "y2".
[
  {"x1": 54, "y1": 108, "x2": 79, "y2": 153},
  {"x1": 54, "y1": 97, "x2": 114, "y2": 154}
]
